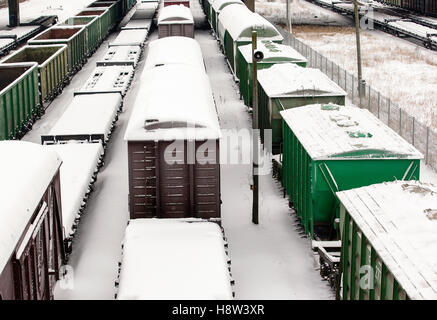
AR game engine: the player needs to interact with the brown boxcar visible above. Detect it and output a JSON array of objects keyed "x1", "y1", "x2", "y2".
[
  {"x1": 164, "y1": 0, "x2": 190, "y2": 7},
  {"x1": 0, "y1": 141, "x2": 65, "y2": 300},
  {"x1": 124, "y1": 64, "x2": 221, "y2": 220},
  {"x1": 158, "y1": 5, "x2": 195, "y2": 38}
]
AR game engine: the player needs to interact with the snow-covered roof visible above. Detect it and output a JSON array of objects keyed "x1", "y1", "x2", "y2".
[
  {"x1": 121, "y1": 19, "x2": 153, "y2": 30},
  {"x1": 44, "y1": 143, "x2": 103, "y2": 237},
  {"x1": 125, "y1": 64, "x2": 220, "y2": 141},
  {"x1": 144, "y1": 37, "x2": 205, "y2": 71},
  {"x1": 75, "y1": 65, "x2": 134, "y2": 96},
  {"x1": 96, "y1": 45, "x2": 141, "y2": 67},
  {"x1": 158, "y1": 4, "x2": 194, "y2": 24},
  {"x1": 336, "y1": 181, "x2": 437, "y2": 299},
  {"x1": 238, "y1": 40, "x2": 307, "y2": 64},
  {"x1": 212, "y1": 0, "x2": 243, "y2": 12},
  {"x1": 258, "y1": 63, "x2": 346, "y2": 97},
  {"x1": 110, "y1": 29, "x2": 149, "y2": 47},
  {"x1": 47, "y1": 93, "x2": 122, "y2": 142},
  {"x1": 217, "y1": 4, "x2": 282, "y2": 41},
  {"x1": 280, "y1": 104, "x2": 423, "y2": 160},
  {"x1": 131, "y1": 2, "x2": 158, "y2": 19},
  {"x1": 117, "y1": 219, "x2": 233, "y2": 300},
  {"x1": 0, "y1": 141, "x2": 62, "y2": 273}
]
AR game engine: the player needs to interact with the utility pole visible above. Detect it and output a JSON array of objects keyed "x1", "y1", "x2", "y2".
[
  {"x1": 252, "y1": 30, "x2": 259, "y2": 225},
  {"x1": 286, "y1": 0, "x2": 292, "y2": 33},
  {"x1": 8, "y1": 0, "x2": 20, "y2": 27},
  {"x1": 353, "y1": 0, "x2": 365, "y2": 99}
]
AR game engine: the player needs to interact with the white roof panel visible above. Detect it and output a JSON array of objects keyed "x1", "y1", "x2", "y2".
[
  {"x1": 0, "y1": 141, "x2": 62, "y2": 273},
  {"x1": 48, "y1": 93, "x2": 122, "y2": 142},
  {"x1": 337, "y1": 181, "x2": 437, "y2": 300},
  {"x1": 110, "y1": 29, "x2": 149, "y2": 47},
  {"x1": 125, "y1": 65, "x2": 220, "y2": 141},
  {"x1": 258, "y1": 63, "x2": 346, "y2": 97},
  {"x1": 144, "y1": 37, "x2": 205, "y2": 71},
  {"x1": 158, "y1": 4, "x2": 194, "y2": 24},
  {"x1": 280, "y1": 104, "x2": 423, "y2": 160},
  {"x1": 117, "y1": 219, "x2": 233, "y2": 300},
  {"x1": 238, "y1": 40, "x2": 307, "y2": 64},
  {"x1": 96, "y1": 45, "x2": 141, "y2": 67},
  {"x1": 121, "y1": 19, "x2": 153, "y2": 30}
]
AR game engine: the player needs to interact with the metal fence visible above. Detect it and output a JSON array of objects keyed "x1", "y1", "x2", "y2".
[{"x1": 279, "y1": 29, "x2": 437, "y2": 172}]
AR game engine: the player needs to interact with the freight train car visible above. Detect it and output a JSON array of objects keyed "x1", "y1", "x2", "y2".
[
  {"x1": 158, "y1": 5, "x2": 195, "y2": 39},
  {"x1": 0, "y1": 141, "x2": 64, "y2": 300},
  {"x1": 110, "y1": 28, "x2": 149, "y2": 47},
  {"x1": 75, "y1": 9, "x2": 111, "y2": 40},
  {"x1": 125, "y1": 65, "x2": 221, "y2": 220},
  {"x1": 61, "y1": 16, "x2": 101, "y2": 54},
  {"x1": 144, "y1": 37, "x2": 206, "y2": 71},
  {"x1": 280, "y1": 104, "x2": 423, "y2": 239},
  {"x1": 217, "y1": 4, "x2": 283, "y2": 79},
  {"x1": 164, "y1": 0, "x2": 191, "y2": 7},
  {"x1": 337, "y1": 181, "x2": 437, "y2": 300},
  {"x1": 132, "y1": 0, "x2": 159, "y2": 20},
  {"x1": 0, "y1": 62, "x2": 40, "y2": 140},
  {"x1": 210, "y1": 0, "x2": 243, "y2": 34},
  {"x1": 97, "y1": 45, "x2": 142, "y2": 67},
  {"x1": 257, "y1": 63, "x2": 346, "y2": 154},
  {"x1": 1, "y1": 45, "x2": 68, "y2": 103},
  {"x1": 28, "y1": 26, "x2": 88, "y2": 74},
  {"x1": 237, "y1": 40, "x2": 307, "y2": 107},
  {"x1": 116, "y1": 219, "x2": 234, "y2": 299}
]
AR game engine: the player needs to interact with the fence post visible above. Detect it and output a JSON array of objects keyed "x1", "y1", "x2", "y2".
[
  {"x1": 337, "y1": 64, "x2": 340, "y2": 85},
  {"x1": 426, "y1": 127, "x2": 430, "y2": 164},
  {"x1": 388, "y1": 100, "x2": 391, "y2": 127},
  {"x1": 368, "y1": 87, "x2": 371, "y2": 110},
  {"x1": 351, "y1": 76, "x2": 354, "y2": 102},
  {"x1": 345, "y1": 70, "x2": 347, "y2": 91},
  {"x1": 399, "y1": 108, "x2": 402, "y2": 136},
  {"x1": 412, "y1": 117, "x2": 415, "y2": 146},
  {"x1": 377, "y1": 92, "x2": 380, "y2": 118}
]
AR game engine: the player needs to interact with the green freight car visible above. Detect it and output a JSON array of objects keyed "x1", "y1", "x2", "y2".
[
  {"x1": 237, "y1": 40, "x2": 307, "y2": 107},
  {"x1": 337, "y1": 181, "x2": 437, "y2": 300},
  {"x1": 62, "y1": 16, "x2": 101, "y2": 54},
  {"x1": 210, "y1": 0, "x2": 243, "y2": 35},
  {"x1": 280, "y1": 104, "x2": 423, "y2": 239},
  {"x1": 87, "y1": 1, "x2": 118, "y2": 31},
  {"x1": 1, "y1": 45, "x2": 68, "y2": 102},
  {"x1": 258, "y1": 63, "x2": 346, "y2": 154},
  {"x1": 76, "y1": 8, "x2": 111, "y2": 40},
  {"x1": 0, "y1": 63, "x2": 40, "y2": 140},
  {"x1": 217, "y1": 4, "x2": 283, "y2": 79},
  {"x1": 28, "y1": 26, "x2": 87, "y2": 74}
]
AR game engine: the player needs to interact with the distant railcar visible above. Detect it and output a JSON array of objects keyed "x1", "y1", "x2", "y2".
[
  {"x1": 0, "y1": 141, "x2": 65, "y2": 300},
  {"x1": 164, "y1": 0, "x2": 190, "y2": 7},
  {"x1": 210, "y1": 0, "x2": 243, "y2": 35},
  {"x1": 61, "y1": 16, "x2": 101, "y2": 53},
  {"x1": 75, "y1": 9, "x2": 111, "y2": 40},
  {"x1": 125, "y1": 65, "x2": 221, "y2": 220},
  {"x1": 158, "y1": 5, "x2": 195, "y2": 38}
]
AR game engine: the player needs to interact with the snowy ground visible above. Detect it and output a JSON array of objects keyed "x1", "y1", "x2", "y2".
[{"x1": 292, "y1": 25, "x2": 437, "y2": 130}]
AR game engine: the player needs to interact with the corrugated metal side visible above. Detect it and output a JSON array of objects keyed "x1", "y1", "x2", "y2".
[
  {"x1": 158, "y1": 24, "x2": 195, "y2": 39},
  {"x1": 128, "y1": 140, "x2": 221, "y2": 219}
]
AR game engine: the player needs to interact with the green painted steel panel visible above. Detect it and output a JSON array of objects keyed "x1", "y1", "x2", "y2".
[
  {"x1": 281, "y1": 118, "x2": 421, "y2": 239},
  {"x1": 0, "y1": 63, "x2": 40, "y2": 140},
  {"x1": 2, "y1": 45, "x2": 68, "y2": 102},
  {"x1": 62, "y1": 16, "x2": 101, "y2": 53},
  {"x1": 339, "y1": 204, "x2": 411, "y2": 300}
]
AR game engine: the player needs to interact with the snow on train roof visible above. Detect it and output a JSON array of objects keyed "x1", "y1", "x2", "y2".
[
  {"x1": 158, "y1": 4, "x2": 194, "y2": 24},
  {"x1": 110, "y1": 29, "x2": 149, "y2": 47},
  {"x1": 121, "y1": 19, "x2": 153, "y2": 30},
  {"x1": 0, "y1": 141, "x2": 62, "y2": 273},
  {"x1": 44, "y1": 143, "x2": 103, "y2": 238},
  {"x1": 117, "y1": 219, "x2": 233, "y2": 300},
  {"x1": 144, "y1": 37, "x2": 205, "y2": 71},
  {"x1": 125, "y1": 65, "x2": 220, "y2": 141},
  {"x1": 280, "y1": 104, "x2": 423, "y2": 160},
  {"x1": 48, "y1": 93, "x2": 121, "y2": 141},
  {"x1": 97, "y1": 45, "x2": 141, "y2": 67},
  {"x1": 336, "y1": 181, "x2": 437, "y2": 299},
  {"x1": 218, "y1": 4, "x2": 282, "y2": 41},
  {"x1": 258, "y1": 63, "x2": 346, "y2": 97},
  {"x1": 212, "y1": 0, "x2": 243, "y2": 12},
  {"x1": 238, "y1": 40, "x2": 307, "y2": 64},
  {"x1": 75, "y1": 65, "x2": 134, "y2": 96}
]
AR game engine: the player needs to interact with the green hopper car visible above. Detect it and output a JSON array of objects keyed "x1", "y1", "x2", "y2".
[
  {"x1": 0, "y1": 62, "x2": 40, "y2": 140},
  {"x1": 217, "y1": 4, "x2": 283, "y2": 79},
  {"x1": 210, "y1": 0, "x2": 243, "y2": 35},
  {"x1": 87, "y1": 2, "x2": 118, "y2": 31},
  {"x1": 203, "y1": 0, "x2": 214, "y2": 23},
  {"x1": 280, "y1": 104, "x2": 423, "y2": 239},
  {"x1": 337, "y1": 181, "x2": 437, "y2": 300},
  {"x1": 94, "y1": 0, "x2": 125, "y2": 22},
  {"x1": 258, "y1": 63, "x2": 346, "y2": 154},
  {"x1": 1, "y1": 45, "x2": 68, "y2": 103},
  {"x1": 62, "y1": 16, "x2": 101, "y2": 54},
  {"x1": 237, "y1": 40, "x2": 307, "y2": 107},
  {"x1": 28, "y1": 26, "x2": 87, "y2": 74},
  {"x1": 76, "y1": 8, "x2": 111, "y2": 40}
]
